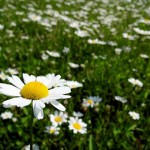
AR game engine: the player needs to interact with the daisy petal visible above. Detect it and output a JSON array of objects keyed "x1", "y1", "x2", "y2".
[
  {"x1": 3, "y1": 97, "x2": 31, "y2": 108},
  {"x1": 0, "y1": 83, "x2": 20, "y2": 96},
  {"x1": 50, "y1": 100, "x2": 66, "y2": 111},
  {"x1": 7, "y1": 76, "x2": 24, "y2": 89},
  {"x1": 50, "y1": 87, "x2": 71, "y2": 95},
  {"x1": 23, "y1": 73, "x2": 36, "y2": 84},
  {"x1": 36, "y1": 76, "x2": 49, "y2": 87},
  {"x1": 33, "y1": 101, "x2": 45, "y2": 119}
]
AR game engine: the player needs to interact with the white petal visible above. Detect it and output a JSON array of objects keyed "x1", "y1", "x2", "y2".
[
  {"x1": 50, "y1": 87, "x2": 71, "y2": 95},
  {"x1": 3, "y1": 97, "x2": 31, "y2": 108},
  {"x1": 7, "y1": 76, "x2": 24, "y2": 89},
  {"x1": 50, "y1": 100, "x2": 66, "y2": 111},
  {"x1": 36, "y1": 76, "x2": 49, "y2": 87},
  {"x1": 33, "y1": 101, "x2": 45, "y2": 119},
  {"x1": 0, "y1": 83, "x2": 20, "y2": 96},
  {"x1": 12, "y1": 75, "x2": 24, "y2": 88},
  {"x1": 23, "y1": 73, "x2": 36, "y2": 84}
]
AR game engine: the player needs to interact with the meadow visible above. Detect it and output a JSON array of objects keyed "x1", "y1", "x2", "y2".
[{"x1": 0, "y1": 0, "x2": 150, "y2": 149}]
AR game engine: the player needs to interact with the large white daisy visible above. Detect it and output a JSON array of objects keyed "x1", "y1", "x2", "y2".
[{"x1": 0, "y1": 73, "x2": 71, "y2": 120}]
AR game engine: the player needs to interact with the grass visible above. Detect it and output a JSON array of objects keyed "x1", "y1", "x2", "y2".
[{"x1": 0, "y1": 0, "x2": 150, "y2": 149}]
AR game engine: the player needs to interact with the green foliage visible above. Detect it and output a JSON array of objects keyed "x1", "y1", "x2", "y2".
[{"x1": 0, "y1": 0, "x2": 150, "y2": 149}]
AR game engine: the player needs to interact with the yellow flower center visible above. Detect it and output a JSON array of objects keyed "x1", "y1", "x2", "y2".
[
  {"x1": 20, "y1": 81, "x2": 48, "y2": 100},
  {"x1": 73, "y1": 123, "x2": 82, "y2": 130},
  {"x1": 49, "y1": 129, "x2": 55, "y2": 134},
  {"x1": 54, "y1": 116, "x2": 62, "y2": 123},
  {"x1": 87, "y1": 99, "x2": 93, "y2": 104}
]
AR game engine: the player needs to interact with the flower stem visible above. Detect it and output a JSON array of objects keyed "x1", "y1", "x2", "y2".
[{"x1": 30, "y1": 101, "x2": 33, "y2": 150}]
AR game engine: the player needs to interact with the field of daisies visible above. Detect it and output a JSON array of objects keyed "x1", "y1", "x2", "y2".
[{"x1": 0, "y1": 0, "x2": 150, "y2": 149}]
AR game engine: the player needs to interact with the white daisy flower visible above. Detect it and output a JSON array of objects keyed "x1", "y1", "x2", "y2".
[
  {"x1": 140, "y1": 54, "x2": 149, "y2": 59},
  {"x1": 7, "y1": 68, "x2": 18, "y2": 75},
  {"x1": 28, "y1": 13, "x2": 41, "y2": 22},
  {"x1": 46, "y1": 50, "x2": 60, "y2": 57},
  {"x1": 73, "y1": 111, "x2": 84, "y2": 117},
  {"x1": 0, "y1": 72, "x2": 9, "y2": 81},
  {"x1": 128, "y1": 78, "x2": 143, "y2": 87},
  {"x1": 22, "y1": 144, "x2": 39, "y2": 150},
  {"x1": 115, "y1": 96, "x2": 127, "y2": 103},
  {"x1": 45, "y1": 125, "x2": 60, "y2": 135},
  {"x1": 68, "y1": 62, "x2": 80, "y2": 68},
  {"x1": 129, "y1": 111, "x2": 140, "y2": 120},
  {"x1": 65, "y1": 81, "x2": 83, "y2": 89},
  {"x1": 1, "y1": 111, "x2": 13, "y2": 119},
  {"x1": 0, "y1": 73, "x2": 71, "y2": 120},
  {"x1": 49, "y1": 111, "x2": 68, "y2": 126},
  {"x1": 68, "y1": 117, "x2": 87, "y2": 134},
  {"x1": 82, "y1": 96, "x2": 102, "y2": 108}
]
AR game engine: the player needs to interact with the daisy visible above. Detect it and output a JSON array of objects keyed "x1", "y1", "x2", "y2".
[
  {"x1": 0, "y1": 72, "x2": 8, "y2": 81},
  {"x1": 140, "y1": 54, "x2": 149, "y2": 59},
  {"x1": 22, "y1": 144, "x2": 39, "y2": 150},
  {"x1": 7, "y1": 68, "x2": 18, "y2": 75},
  {"x1": 115, "y1": 96, "x2": 127, "y2": 103},
  {"x1": 68, "y1": 62, "x2": 80, "y2": 68},
  {"x1": 49, "y1": 111, "x2": 68, "y2": 126},
  {"x1": 129, "y1": 111, "x2": 140, "y2": 120},
  {"x1": 1, "y1": 111, "x2": 13, "y2": 120},
  {"x1": 46, "y1": 50, "x2": 60, "y2": 57},
  {"x1": 73, "y1": 111, "x2": 84, "y2": 117},
  {"x1": 0, "y1": 73, "x2": 71, "y2": 119},
  {"x1": 68, "y1": 117, "x2": 87, "y2": 134},
  {"x1": 65, "y1": 81, "x2": 83, "y2": 89},
  {"x1": 82, "y1": 96, "x2": 102, "y2": 108},
  {"x1": 45, "y1": 125, "x2": 60, "y2": 135},
  {"x1": 128, "y1": 78, "x2": 143, "y2": 87}
]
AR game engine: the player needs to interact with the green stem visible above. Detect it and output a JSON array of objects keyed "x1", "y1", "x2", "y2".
[{"x1": 30, "y1": 101, "x2": 33, "y2": 150}]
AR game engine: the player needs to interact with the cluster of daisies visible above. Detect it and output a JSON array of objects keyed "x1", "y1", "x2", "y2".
[
  {"x1": 0, "y1": 73, "x2": 83, "y2": 120},
  {"x1": 45, "y1": 111, "x2": 87, "y2": 135}
]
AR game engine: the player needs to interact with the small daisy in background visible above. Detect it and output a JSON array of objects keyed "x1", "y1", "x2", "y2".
[
  {"x1": 49, "y1": 111, "x2": 68, "y2": 126},
  {"x1": 68, "y1": 117, "x2": 87, "y2": 134},
  {"x1": 115, "y1": 96, "x2": 127, "y2": 103},
  {"x1": 82, "y1": 96, "x2": 102, "y2": 108},
  {"x1": 129, "y1": 111, "x2": 140, "y2": 120},
  {"x1": 22, "y1": 144, "x2": 39, "y2": 150},
  {"x1": 68, "y1": 62, "x2": 80, "y2": 68},
  {"x1": 62, "y1": 47, "x2": 70, "y2": 53},
  {"x1": 0, "y1": 73, "x2": 71, "y2": 120},
  {"x1": 65, "y1": 81, "x2": 83, "y2": 88},
  {"x1": 73, "y1": 111, "x2": 84, "y2": 118},
  {"x1": 1, "y1": 111, "x2": 13, "y2": 120},
  {"x1": 0, "y1": 72, "x2": 9, "y2": 81},
  {"x1": 7, "y1": 68, "x2": 18, "y2": 75},
  {"x1": 46, "y1": 50, "x2": 61, "y2": 57},
  {"x1": 128, "y1": 78, "x2": 143, "y2": 87},
  {"x1": 140, "y1": 54, "x2": 149, "y2": 59},
  {"x1": 45, "y1": 125, "x2": 60, "y2": 135}
]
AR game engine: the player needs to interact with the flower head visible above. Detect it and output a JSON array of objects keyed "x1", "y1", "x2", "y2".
[
  {"x1": 49, "y1": 111, "x2": 68, "y2": 126},
  {"x1": 0, "y1": 73, "x2": 71, "y2": 119},
  {"x1": 1, "y1": 111, "x2": 13, "y2": 119},
  {"x1": 68, "y1": 117, "x2": 87, "y2": 134},
  {"x1": 129, "y1": 111, "x2": 140, "y2": 120},
  {"x1": 128, "y1": 78, "x2": 143, "y2": 87},
  {"x1": 45, "y1": 125, "x2": 60, "y2": 135},
  {"x1": 65, "y1": 81, "x2": 83, "y2": 89},
  {"x1": 82, "y1": 96, "x2": 102, "y2": 108},
  {"x1": 22, "y1": 144, "x2": 39, "y2": 150},
  {"x1": 115, "y1": 96, "x2": 127, "y2": 103}
]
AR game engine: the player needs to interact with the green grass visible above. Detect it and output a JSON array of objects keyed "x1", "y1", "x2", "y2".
[{"x1": 0, "y1": 0, "x2": 150, "y2": 149}]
